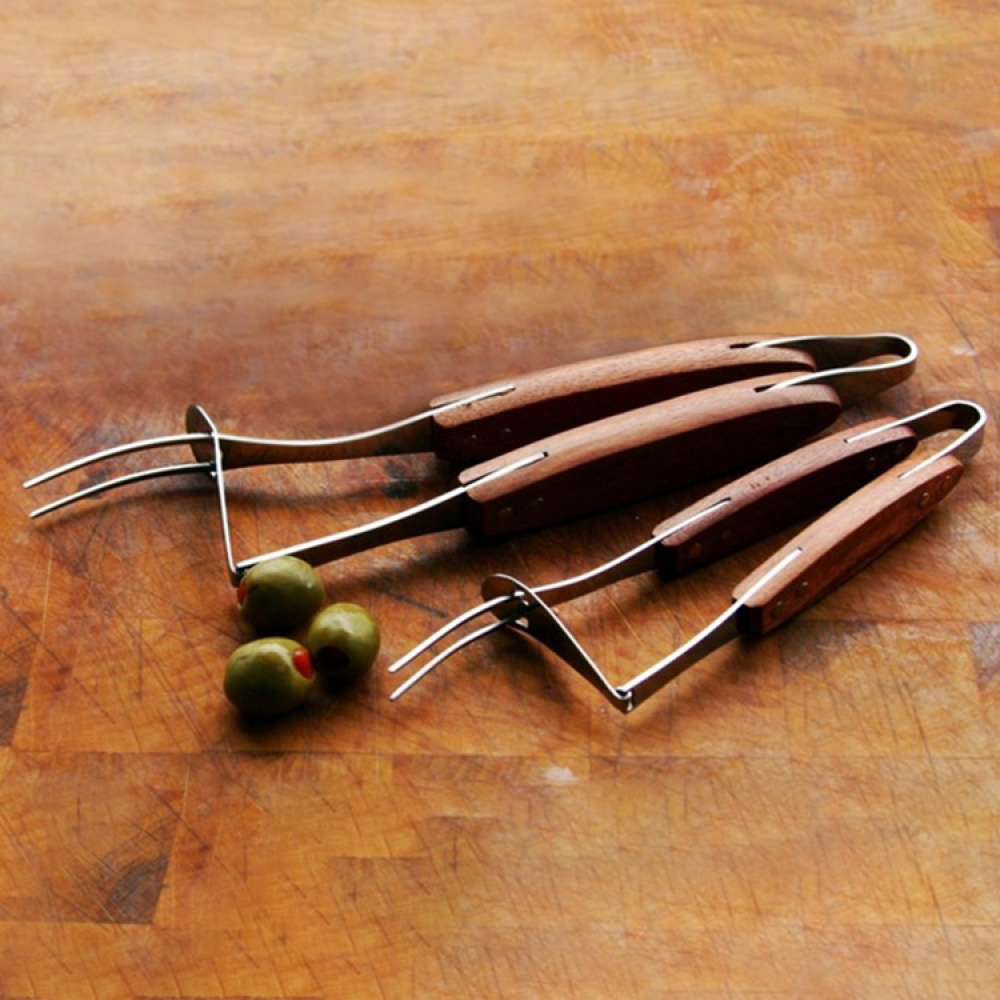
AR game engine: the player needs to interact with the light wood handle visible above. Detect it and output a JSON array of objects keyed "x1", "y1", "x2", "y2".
[
  {"x1": 460, "y1": 373, "x2": 842, "y2": 538},
  {"x1": 651, "y1": 417, "x2": 920, "y2": 576},
  {"x1": 733, "y1": 454, "x2": 965, "y2": 636},
  {"x1": 430, "y1": 337, "x2": 816, "y2": 463}
]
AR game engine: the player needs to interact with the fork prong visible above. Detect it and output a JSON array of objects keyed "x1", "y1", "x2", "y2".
[
  {"x1": 388, "y1": 616, "x2": 517, "y2": 700},
  {"x1": 28, "y1": 461, "x2": 216, "y2": 518},
  {"x1": 387, "y1": 594, "x2": 520, "y2": 676},
  {"x1": 23, "y1": 432, "x2": 211, "y2": 489}
]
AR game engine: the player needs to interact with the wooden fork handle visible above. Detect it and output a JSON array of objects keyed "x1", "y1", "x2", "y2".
[
  {"x1": 430, "y1": 337, "x2": 816, "y2": 464},
  {"x1": 650, "y1": 417, "x2": 921, "y2": 576},
  {"x1": 460, "y1": 374, "x2": 842, "y2": 538},
  {"x1": 732, "y1": 454, "x2": 964, "y2": 636}
]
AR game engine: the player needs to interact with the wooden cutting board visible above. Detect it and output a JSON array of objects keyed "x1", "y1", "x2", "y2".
[{"x1": 1, "y1": 2, "x2": 998, "y2": 997}]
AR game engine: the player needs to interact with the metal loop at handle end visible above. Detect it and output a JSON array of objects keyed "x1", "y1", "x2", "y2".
[{"x1": 754, "y1": 333, "x2": 919, "y2": 404}]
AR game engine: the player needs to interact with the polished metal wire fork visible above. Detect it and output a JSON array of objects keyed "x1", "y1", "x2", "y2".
[{"x1": 388, "y1": 400, "x2": 986, "y2": 712}]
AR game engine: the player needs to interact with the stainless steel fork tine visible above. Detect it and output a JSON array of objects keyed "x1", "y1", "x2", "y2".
[
  {"x1": 388, "y1": 594, "x2": 519, "y2": 678},
  {"x1": 389, "y1": 616, "x2": 516, "y2": 701},
  {"x1": 23, "y1": 433, "x2": 210, "y2": 489},
  {"x1": 27, "y1": 461, "x2": 216, "y2": 519}
]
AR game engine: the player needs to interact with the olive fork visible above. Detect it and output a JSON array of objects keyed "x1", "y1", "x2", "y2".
[
  {"x1": 388, "y1": 400, "x2": 986, "y2": 713},
  {"x1": 25, "y1": 334, "x2": 917, "y2": 584}
]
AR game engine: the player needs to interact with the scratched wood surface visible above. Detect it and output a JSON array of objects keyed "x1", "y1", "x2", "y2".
[{"x1": 1, "y1": 2, "x2": 999, "y2": 997}]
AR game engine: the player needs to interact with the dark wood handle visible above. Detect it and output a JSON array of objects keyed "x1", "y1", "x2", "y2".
[
  {"x1": 733, "y1": 454, "x2": 965, "y2": 636},
  {"x1": 460, "y1": 373, "x2": 843, "y2": 538},
  {"x1": 429, "y1": 337, "x2": 817, "y2": 464},
  {"x1": 651, "y1": 417, "x2": 920, "y2": 576}
]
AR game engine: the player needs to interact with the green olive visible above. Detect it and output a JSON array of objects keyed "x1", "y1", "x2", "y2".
[
  {"x1": 305, "y1": 602, "x2": 381, "y2": 685},
  {"x1": 224, "y1": 637, "x2": 316, "y2": 715},
  {"x1": 236, "y1": 556, "x2": 324, "y2": 634}
]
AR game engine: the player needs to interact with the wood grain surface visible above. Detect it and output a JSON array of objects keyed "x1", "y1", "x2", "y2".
[{"x1": 2, "y1": 1, "x2": 998, "y2": 997}]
